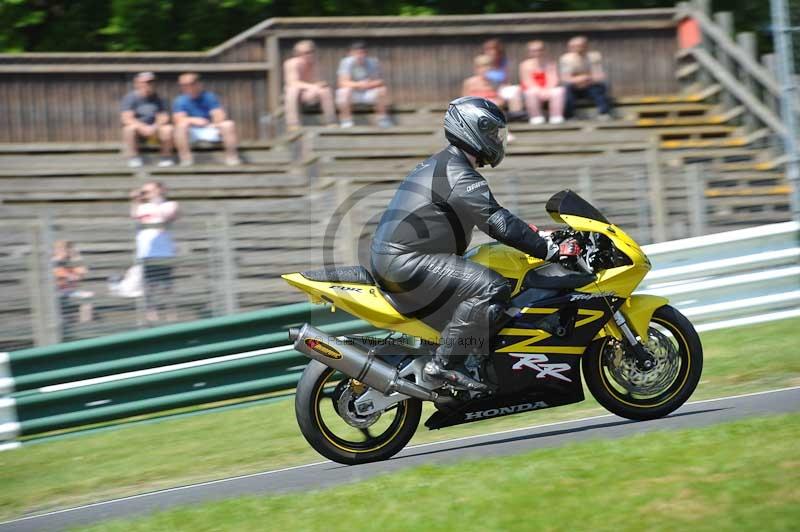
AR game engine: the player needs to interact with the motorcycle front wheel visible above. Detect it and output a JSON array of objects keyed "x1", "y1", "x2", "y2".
[
  {"x1": 295, "y1": 360, "x2": 422, "y2": 465},
  {"x1": 583, "y1": 305, "x2": 703, "y2": 421}
]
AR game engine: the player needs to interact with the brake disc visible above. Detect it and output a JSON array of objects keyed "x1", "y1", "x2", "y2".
[
  {"x1": 334, "y1": 381, "x2": 381, "y2": 429},
  {"x1": 604, "y1": 329, "x2": 680, "y2": 397}
]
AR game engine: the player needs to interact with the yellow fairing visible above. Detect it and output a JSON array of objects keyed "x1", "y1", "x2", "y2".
[
  {"x1": 466, "y1": 243, "x2": 546, "y2": 296},
  {"x1": 281, "y1": 273, "x2": 440, "y2": 343},
  {"x1": 624, "y1": 295, "x2": 669, "y2": 339},
  {"x1": 598, "y1": 295, "x2": 669, "y2": 342},
  {"x1": 558, "y1": 214, "x2": 651, "y2": 299}
]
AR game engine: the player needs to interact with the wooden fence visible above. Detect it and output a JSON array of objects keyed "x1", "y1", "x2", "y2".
[{"x1": 0, "y1": 9, "x2": 679, "y2": 143}]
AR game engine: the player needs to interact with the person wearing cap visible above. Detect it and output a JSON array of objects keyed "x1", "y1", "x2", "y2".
[
  {"x1": 336, "y1": 41, "x2": 392, "y2": 128},
  {"x1": 120, "y1": 72, "x2": 174, "y2": 168},
  {"x1": 172, "y1": 72, "x2": 241, "y2": 166}
]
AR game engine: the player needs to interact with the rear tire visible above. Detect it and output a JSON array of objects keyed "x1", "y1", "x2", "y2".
[
  {"x1": 583, "y1": 305, "x2": 703, "y2": 421},
  {"x1": 295, "y1": 360, "x2": 422, "y2": 465}
]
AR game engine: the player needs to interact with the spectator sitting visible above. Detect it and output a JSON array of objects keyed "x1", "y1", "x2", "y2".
[
  {"x1": 52, "y1": 240, "x2": 94, "y2": 337},
  {"x1": 559, "y1": 36, "x2": 612, "y2": 120},
  {"x1": 336, "y1": 41, "x2": 392, "y2": 128},
  {"x1": 130, "y1": 181, "x2": 179, "y2": 323},
  {"x1": 173, "y1": 73, "x2": 240, "y2": 166},
  {"x1": 120, "y1": 72, "x2": 174, "y2": 168},
  {"x1": 519, "y1": 40, "x2": 565, "y2": 125},
  {"x1": 479, "y1": 38, "x2": 523, "y2": 116},
  {"x1": 284, "y1": 40, "x2": 337, "y2": 131},
  {"x1": 462, "y1": 55, "x2": 518, "y2": 112}
]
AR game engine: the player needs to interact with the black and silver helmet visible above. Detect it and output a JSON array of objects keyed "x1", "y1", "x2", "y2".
[{"x1": 444, "y1": 96, "x2": 508, "y2": 168}]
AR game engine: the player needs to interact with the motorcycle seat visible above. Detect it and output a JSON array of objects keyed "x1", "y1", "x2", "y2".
[
  {"x1": 523, "y1": 262, "x2": 596, "y2": 290},
  {"x1": 300, "y1": 266, "x2": 375, "y2": 285}
]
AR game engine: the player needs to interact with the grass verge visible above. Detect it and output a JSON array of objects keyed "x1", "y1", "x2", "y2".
[
  {"x1": 2, "y1": 317, "x2": 799, "y2": 521},
  {"x1": 78, "y1": 412, "x2": 800, "y2": 532}
]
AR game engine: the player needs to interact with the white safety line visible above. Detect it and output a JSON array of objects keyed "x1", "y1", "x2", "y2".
[
  {"x1": 0, "y1": 459, "x2": 331, "y2": 525},
  {"x1": 2, "y1": 384, "x2": 799, "y2": 527},
  {"x1": 407, "y1": 384, "x2": 800, "y2": 451}
]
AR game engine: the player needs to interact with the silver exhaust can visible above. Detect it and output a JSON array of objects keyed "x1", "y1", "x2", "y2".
[{"x1": 291, "y1": 323, "x2": 436, "y2": 401}]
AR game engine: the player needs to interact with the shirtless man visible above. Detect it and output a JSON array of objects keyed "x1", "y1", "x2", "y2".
[{"x1": 283, "y1": 40, "x2": 337, "y2": 131}]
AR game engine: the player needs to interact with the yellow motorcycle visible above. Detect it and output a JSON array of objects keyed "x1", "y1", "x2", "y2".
[{"x1": 283, "y1": 190, "x2": 703, "y2": 465}]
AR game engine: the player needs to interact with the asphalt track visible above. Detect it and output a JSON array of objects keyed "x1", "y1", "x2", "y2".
[{"x1": 4, "y1": 386, "x2": 800, "y2": 531}]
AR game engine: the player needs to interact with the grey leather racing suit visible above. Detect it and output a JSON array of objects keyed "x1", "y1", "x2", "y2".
[{"x1": 369, "y1": 144, "x2": 557, "y2": 366}]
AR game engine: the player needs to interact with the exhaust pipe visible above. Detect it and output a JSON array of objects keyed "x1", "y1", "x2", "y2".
[{"x1": 291, "y1": 323, "x2": 436, "y2": 401}]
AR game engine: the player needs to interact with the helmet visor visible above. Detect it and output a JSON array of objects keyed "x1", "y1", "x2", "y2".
[
  {"x1": 498, "y1": 126, "x2": 508, "y2": 151},
  {"x1": 487, "y1": 125, "x2": 508, "y2": 152}
]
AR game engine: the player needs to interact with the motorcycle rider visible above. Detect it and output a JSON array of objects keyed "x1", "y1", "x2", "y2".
[{"x1": 369, "y1": 96, "x2": 580, "y2": 392}]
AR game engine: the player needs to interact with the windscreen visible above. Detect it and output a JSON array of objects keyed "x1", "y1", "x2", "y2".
[{"x1": 545, "y1": 189, "x2": 610, "y2": 224}]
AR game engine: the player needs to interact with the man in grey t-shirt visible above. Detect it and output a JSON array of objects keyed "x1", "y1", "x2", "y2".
[
  {"x1": 120, "y1": 72, "x2": 174, "y2": 168},
  {"x1": 336, "y1": 41, "x2": 392, "y2": 128}
]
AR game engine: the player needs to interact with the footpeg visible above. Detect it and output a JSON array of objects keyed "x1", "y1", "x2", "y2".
[{"x1": 424, "y1": 361, "x2": 490, "y2": 392}]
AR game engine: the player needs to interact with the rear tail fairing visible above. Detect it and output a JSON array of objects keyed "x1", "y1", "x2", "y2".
[{"x1": 281, "y1": 273, "x2": 440, "y2": 342}]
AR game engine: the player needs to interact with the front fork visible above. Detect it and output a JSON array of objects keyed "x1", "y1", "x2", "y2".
[{"x1": 613, "y1": 310, "x2": 656, "y2": 371}]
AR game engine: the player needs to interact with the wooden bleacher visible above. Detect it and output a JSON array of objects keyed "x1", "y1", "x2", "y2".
[{"x1": 0, "y1": 89, "x2": 791, "y2": 348}]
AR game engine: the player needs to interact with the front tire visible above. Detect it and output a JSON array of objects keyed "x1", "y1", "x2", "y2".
[
  {"x1": 295, "y1": 360, "x2": 422, "y2": 465},
  {"x1": 583, "y1": 305, "x2": 703, "y2": 421}
]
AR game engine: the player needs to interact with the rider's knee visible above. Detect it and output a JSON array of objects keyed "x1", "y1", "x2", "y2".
[{"x1": 487, "y1": 277, "x2": 512, "y2": 303}]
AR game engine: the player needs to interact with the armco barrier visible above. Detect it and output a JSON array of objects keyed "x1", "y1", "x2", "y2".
[
  {"x1": 1, "y1": 221, "x2": 798, "y2": 445},
  {"x1": 1, "y1": 303, "x2": 376, "y2": 441},
  {"x1": 640, "y1": 221, "x2": 800, "y2": 328}
]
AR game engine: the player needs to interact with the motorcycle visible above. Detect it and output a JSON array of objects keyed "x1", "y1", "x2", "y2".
[{"x1": 282, "y1": 190, "x2": 703, "y2": 465}]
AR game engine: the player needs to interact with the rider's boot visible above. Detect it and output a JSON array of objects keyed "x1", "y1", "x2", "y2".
[
  {"x1": 424, "y1": 348, "x2": 490, "y2": 392},
  {"x1": 424, "y1": 291, "x2": 510, "y2": 393}
]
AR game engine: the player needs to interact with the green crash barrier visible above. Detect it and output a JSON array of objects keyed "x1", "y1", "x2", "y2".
[
  {"x1": 14, "y1": 317, "x2": 370, "y2": 392},
  {"x1": 5, "y1": 309, "x2": 381, "y2": 438},
  {"x1": 19, "y1": 373, "x2": 306, "y2": 435},
  {"x1": 15, "y1": 320, "x2": 375, "y2": 421},
  {"x1": 8, "y1": 302, "x2": 342, "y2": 379}
]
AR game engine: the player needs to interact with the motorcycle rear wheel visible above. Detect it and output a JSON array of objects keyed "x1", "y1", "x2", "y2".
[
  {"x1": 583, "y1": 305, "x2": 703, "y2": 421},
  {"x1": 295, "y1": 360, "x2": 422, "y2": 465}
]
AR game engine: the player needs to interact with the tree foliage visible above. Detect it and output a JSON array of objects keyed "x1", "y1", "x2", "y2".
[{"x1": 0, "y1": 0, "x2": 790, "y2": 53}]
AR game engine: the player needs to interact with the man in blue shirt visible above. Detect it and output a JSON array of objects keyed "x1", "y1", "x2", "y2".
[{"x1": 173, "y1": 72, "x2": 241, "y2": 166}]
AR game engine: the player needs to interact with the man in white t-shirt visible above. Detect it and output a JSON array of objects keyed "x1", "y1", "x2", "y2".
[
  {"x1": 336, "y1": 41, "x2": 393, "y2": 128},
  {"x1": 130, "y1": 181, "x2": 179, "y2": 322}
]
